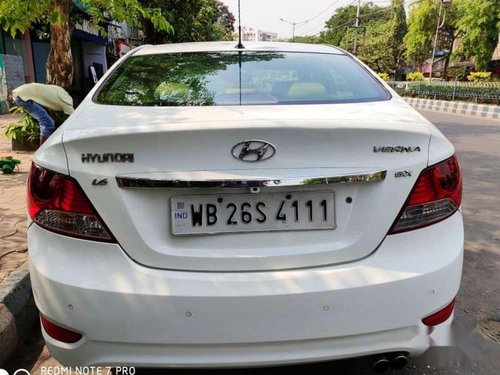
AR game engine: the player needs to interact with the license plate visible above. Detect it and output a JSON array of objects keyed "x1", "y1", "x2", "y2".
[{"x1": 171, "y1": 191, "x2": 335, "y2": 235}]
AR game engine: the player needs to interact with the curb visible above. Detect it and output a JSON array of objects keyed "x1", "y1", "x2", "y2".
[
  {"x1": 0, "y1": 261, "x2": 37, "y2": 365},
  {"x1": 404, "y1": 97, "x2": 500, "y2": 120}
]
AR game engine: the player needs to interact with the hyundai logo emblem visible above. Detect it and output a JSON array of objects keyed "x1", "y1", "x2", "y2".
[{"x1": 231, "y1": 140, "x2": 276, "y2": 162}]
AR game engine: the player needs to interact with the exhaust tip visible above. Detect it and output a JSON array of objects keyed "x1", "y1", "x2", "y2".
[
  {"x1": 372, "y1": 358, "x2": 390, "y2": 373},
  {"x1": 367, "y1": 355, "x2": 390, "y2": 373},
  {"x1": 391, "y1": 354, "x2": 408, "y2": 369}
]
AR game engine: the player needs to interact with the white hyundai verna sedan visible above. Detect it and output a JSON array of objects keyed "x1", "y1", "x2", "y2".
[{"x1": 28, "y1": 42, "x2": 463, "y2": 371}]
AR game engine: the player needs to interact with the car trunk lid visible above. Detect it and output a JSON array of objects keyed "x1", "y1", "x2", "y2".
[{"x1": 62, "y1": 100, "x2": 430, "y2": 271}]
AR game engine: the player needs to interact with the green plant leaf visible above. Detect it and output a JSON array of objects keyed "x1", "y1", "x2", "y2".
[{"x1": 49, "y1": 11, "x2": 61, "y2": 24}]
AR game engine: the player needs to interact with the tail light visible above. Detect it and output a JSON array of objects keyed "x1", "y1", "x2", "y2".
[
  {"x1": 422, "y1": 299, "x2": 455, "y2": 326},
  {"x1": 28, "y1": 163, "x2": 115, "y2": 242},
  {"x1": 389, "y1": 155, "x2": 462, "y2": 234},
  {"x1": 40, "y1": 315, "x2": 83, "y2": 343}
]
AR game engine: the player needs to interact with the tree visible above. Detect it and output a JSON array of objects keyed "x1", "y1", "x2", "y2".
[
  {"x1": 387, "y1": 0, "x2": 407, "y2": 79},
  {"x1": 455, "y1": 0, "x2": 499, "y2": 71},
  {"x1": 0, "y1": 0, "x2": 171, "y2": 89},
  {"x1": 351, "y1": 0, "x2": 407, "y2": 78},
  {"x1": 320, "y1": 3, "x2": 388, "y2": 48},
  {"x1": 319, "y1": 3, "x2": 393, "y2": 73},
  {"x1": 292, "y1": 35, "x2": 321, "y2": 44},
  {"x1": 404, "y1": 0, "x2": 460, "y2": 78},
  {"x1": 354, "y1": 21, "x2": 393, "y2": 74},
  {"x1": 215, "y1": 1, "x2": 236, "y2": 37},
  {"x1": 142, "y1": 0, "x2": 235, "y2": 44},
  {"x1": 320, "y1": 4, "x2": 359, "y2": 46}
]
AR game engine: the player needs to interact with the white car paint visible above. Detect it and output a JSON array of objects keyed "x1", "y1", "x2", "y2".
[{"x1": 29, "y1": 42, "x2": 463, "y2": 367}]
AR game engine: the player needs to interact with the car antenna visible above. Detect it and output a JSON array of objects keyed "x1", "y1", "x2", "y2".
[
  {"x1": 236, "y1": 0, "x2": 244, "y2": 105},
  {"x1": 236, "y1": 0, "x2": 245, "y2": 49},
  {"x1": 238, "y1": 52, "x2": 242, "y2": 105}
]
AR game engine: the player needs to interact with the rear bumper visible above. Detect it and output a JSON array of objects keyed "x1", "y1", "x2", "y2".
[{"x1": 29, "y1": 212, "x2": 463, "y2": 367}]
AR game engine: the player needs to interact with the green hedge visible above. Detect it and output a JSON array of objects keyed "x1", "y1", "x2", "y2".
[{"x1": 388, "y1": 81, "x2": 500, "y2": 105}]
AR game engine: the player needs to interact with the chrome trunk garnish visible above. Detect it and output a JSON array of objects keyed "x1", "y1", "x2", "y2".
[{"x1": 116, "y1": 170, "x2": 387, "y2": 189}]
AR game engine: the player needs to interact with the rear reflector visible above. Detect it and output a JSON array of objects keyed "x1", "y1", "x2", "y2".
[
  {"x1": 40, "y1": 315, "x2": 83, "y2": 343},
  {"x1": 389, "y1": 155, "x2": 462, "y2": 234},
  {"x1": 422, "y1": 299, "x2": 456, "y2": 326},
  {"x1": 28, "y1": 163, "x2": 115, "y2": 242}
]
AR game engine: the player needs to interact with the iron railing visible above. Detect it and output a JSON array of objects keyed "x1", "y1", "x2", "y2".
[{"x1": 388, "y1": 81, "x2": 500, "y2": 105}]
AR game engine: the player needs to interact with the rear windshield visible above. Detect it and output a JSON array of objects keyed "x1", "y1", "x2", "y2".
[{"x1": 95, "y1": 52, "x2": 390, "y2": 106}]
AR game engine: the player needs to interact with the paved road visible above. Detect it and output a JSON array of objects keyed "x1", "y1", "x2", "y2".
[{"x1": 4, "y1": 110, "x2": 500, "y2": 375}]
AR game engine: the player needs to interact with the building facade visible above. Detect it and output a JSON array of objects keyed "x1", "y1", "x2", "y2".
[{"x1": 236, "y1": 27, "x2": 279, "y2": 42}]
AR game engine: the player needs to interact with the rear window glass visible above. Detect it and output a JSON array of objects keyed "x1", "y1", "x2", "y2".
[{"x1": 95, "y1": 52, "x2": 390, "y2": 106}]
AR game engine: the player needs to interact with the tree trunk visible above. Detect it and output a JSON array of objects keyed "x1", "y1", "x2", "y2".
[
  {"x1": 443, "y1": 36, "x2": 456, "y2": 81},
  {"x1": 46, "y1": 0, "x2": 73, "y2": 89},
  {"x1": 443, "y1": 54, "x2": 451, "y2": 80}
]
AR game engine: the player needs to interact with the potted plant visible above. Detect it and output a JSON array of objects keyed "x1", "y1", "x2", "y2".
[{"x1": 3, "y1": 105, "x2": 40, "y2": 151}]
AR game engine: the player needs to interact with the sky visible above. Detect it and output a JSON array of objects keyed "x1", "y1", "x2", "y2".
[{"x1": 220, "y1": 0, "x2": 392, "y2": 39}]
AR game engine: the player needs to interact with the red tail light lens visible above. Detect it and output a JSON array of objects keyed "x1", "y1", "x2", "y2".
[
  {"x1": 28, "y1": 163, "x2": 115, "y2": 242},
  {"x1": 422, "y1": 299, "x2": 456, "y2": 326},
  {"x1": 389, "y1": 155, "x2": 462, "y2": 234},
  {"x1": 40, "y1": 315, "x2": 83, "y2": 343}
]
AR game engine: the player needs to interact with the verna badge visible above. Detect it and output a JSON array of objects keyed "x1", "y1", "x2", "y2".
[{"x1": 231, "y1": 140, "x2": 276, "y2": 162}]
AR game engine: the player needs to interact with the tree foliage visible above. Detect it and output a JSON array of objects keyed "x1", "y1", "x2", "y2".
[
  {"x1": 215, "y1": 1, "x2": 236, "y2": 37},
  {"x1": 0, "y1": 0, "x2": 172, "y2": 89},
  {"x1": 349, "y1": 21, "x2": 393, "y2": 73},
  {"x1": 317, "y1": 1, "x2": 406, "y2": 78},
  {"x1": 405, "y1": 0, "x2": 499, "y2": 74},
  {"x1": 404, "y1": 0, "x2": 461, "y2": 78},
  {"x1": 0, "y1": 0, "x2": 171, "y2": 38},
  {"x1": 320, "y1": 4, "x2": 360, "y2": 46},
  {"x1": 320, "y1": 3, "x2": 388, "y2": 47},
  {"x1": 404, "y1": 0, "x2": 438, "y2": 65},
  {"x1": 455, "y1": 0, "x2": 499, "y2": 71},
  {"x1": 386, "y1": 0, "x2": 407, "y2": 79},
  {"x1": 297, "y1": 0, "x2": 497, "y2": 77},
  {"x1": 142, "y1": 0, "x2": 235, "y2": 44},
  {"x1": 292, "y1": 36, "x2": 321, "y2": 44}
]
